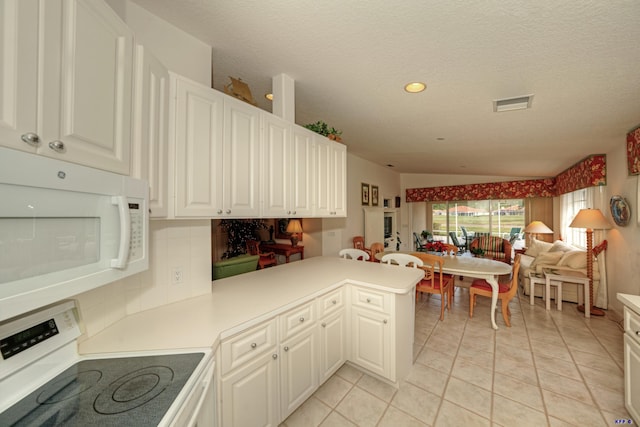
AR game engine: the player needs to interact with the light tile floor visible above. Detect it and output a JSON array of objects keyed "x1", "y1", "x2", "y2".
[{"x1": 282, "y1": 279, "x2": 630, "y2": 427}]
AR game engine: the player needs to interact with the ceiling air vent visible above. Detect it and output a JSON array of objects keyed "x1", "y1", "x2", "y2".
[{"x1": 493, "y1": 94, "x2": 534, "y2": 112}]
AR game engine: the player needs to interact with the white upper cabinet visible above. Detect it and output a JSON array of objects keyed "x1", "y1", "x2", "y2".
[
  {"x1": 131, "y1": 44, "x2": 169, "y2": 218},
  {"x1": 262, "y1": 115, "x2": 313, "y2": 218},
  {"x1": 315, "y1": 137, "x2": 347, "y2": 217},
  {"x1": 0, "y1": 0, "x2": 134, "y2": 174}
]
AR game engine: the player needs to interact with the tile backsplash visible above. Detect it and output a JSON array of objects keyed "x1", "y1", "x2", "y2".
[{"x1": 76, "y1": 220, "x2": 212, "y2": 338}]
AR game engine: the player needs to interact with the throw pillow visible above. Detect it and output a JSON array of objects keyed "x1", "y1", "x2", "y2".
[
  {"x1": 525, "y1": 238, "x2": 553, "y2": 257},
  {"x1": 548, "y1": 240, "x2": 575, "y2": 253},
  {"x1": 557, "y1": 250, "x2": 588, "y2": 269},
  {"x1": 530, "y1": 251, "x2": 564, "y2": 269}
]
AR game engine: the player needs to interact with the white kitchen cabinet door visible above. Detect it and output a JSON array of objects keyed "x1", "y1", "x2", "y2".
[
  {"x1": 314, "y1": 136, "x2": 346, "y2": 217},
  {"x1": 280, "y1": 329, "x2": 318, "y2": 419},
  {"x1": 318, "y1": 309, "x2": 346, "y2": 383},
  {"x1": 173, "y1": 75, "x2": 224, "y2": 217},
  {"x1": 0, "y1": 0, "x2": 38, "y2": 152},
  {"x1": 131, "y1": 45, "x2": 169, "y2": 218},
  {"x1": 625, "y1": 331, "x2": 640, "y2": 422},
  {"x1": 223, "y1": 96, "x2": 261, "y2": 217},
  {"x1": 40, "y1": 0, "x2": 133, "y2": 174},
  {"x1": 262, "y1": 117, "x2": 314, "y2": 218},
  {"x1": 350, "y1": 307, "x2": 390, "y2": 378},
  {"x1": 221, "y1": 352, "x2": 279, "y2": 427}
]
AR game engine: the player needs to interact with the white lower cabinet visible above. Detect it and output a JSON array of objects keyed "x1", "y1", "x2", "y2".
[
  {"x1": 217, "y1": 285, "x2": 412, "y2": 425},
  {"x1": 623, "y1": 305, "x2": 640, "y2": 422}
]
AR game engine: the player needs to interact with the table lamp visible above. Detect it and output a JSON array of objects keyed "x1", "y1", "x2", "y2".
[
  {"x1": 569, "y1": 208, "x2": 611, "y2": 316},
  {"x1": 286, "y1": 219, "x2": 303, "y2": 247},
  {"x1": 523, "y1": 220, "x2": 553, "y2": 245}
]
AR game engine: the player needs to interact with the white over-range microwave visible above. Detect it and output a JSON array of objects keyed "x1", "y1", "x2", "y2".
[{"x1": 0, "y1": 148, "x2": 149, "y2": 322}]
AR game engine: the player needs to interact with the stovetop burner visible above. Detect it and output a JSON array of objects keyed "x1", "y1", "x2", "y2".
[{"x1": 0, "y1": 353, "x2": 204, "y2": 427}]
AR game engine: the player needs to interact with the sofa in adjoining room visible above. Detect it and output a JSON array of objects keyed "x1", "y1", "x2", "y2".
[
  {"x1": 518, "y1": 238, "x2": 600, "y2": 305},
  {"x1": 469, "y1": 235, "x2": 512, "y2": 264}
]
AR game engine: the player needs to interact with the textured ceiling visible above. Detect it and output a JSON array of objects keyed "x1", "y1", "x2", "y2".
[{"x1": 131, "y1": 0, "x2": 640, "y2": 178}]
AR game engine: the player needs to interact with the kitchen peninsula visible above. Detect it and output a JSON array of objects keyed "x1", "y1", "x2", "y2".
[{"x1": 79, "y1": 256, "x2": 423, "y2": 426}]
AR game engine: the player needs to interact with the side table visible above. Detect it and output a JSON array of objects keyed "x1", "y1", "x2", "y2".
[
  {"x1": 543, "y1": 269, "x2": 590, "y2": 318},
  {"x1": 528, "y1": 272, "x2": 546, "y2": 306},
  {"x1": 260, "y1": 243, "x2": 304, "y2": 263}
]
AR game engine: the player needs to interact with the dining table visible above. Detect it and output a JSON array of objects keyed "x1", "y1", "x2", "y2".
[{"x1": 376, "y1": 251, "x2": 513, "y2": 329}]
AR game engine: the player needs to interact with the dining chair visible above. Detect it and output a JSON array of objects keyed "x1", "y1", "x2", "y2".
[
  {"x1": 413, "y1": 232, "x2": 427, "y2": 252},
  {"x1": 369, "y1": 242, "x2": 385, "y2": 262},
  {"x1": 440, "y1": 243, "x2": 459, "y2": 301},
  {"x1": 352, "y1": 236, "x2": 372, "y2": 258},
  {"x1": 469, "y1": 254, "x2": 521, "y2": 326},
  {"x1": 380, "y1": 253, "x2": 423, "y2": 268},
  {"x1": 412, "y1": 252, "x2": 454, "y2": 320},
  {"x1": 448, "y1": 232, "x2": 466, "y2": 253},
  {"x1": 339, "y1": 248, "x2": 370, "y2": 261},
  {"x1": 246, "y1": 240, "x2": 278, "y2": 269}
]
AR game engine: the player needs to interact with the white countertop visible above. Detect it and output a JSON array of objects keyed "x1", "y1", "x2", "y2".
[
  {"x1": 78, "y1": 256, "x2": 424, "y2": 355},
  {"x1": 618, "y1": 293, "x2": 640, "y2": 315}
]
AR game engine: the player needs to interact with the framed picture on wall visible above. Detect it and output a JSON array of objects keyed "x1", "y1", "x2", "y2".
[
  {"x1": 371, "y1": 185, "x2": 379, "y2": 206},
  {"x1": 361, "y1": 183, "x2": 370, "y2": 205}
]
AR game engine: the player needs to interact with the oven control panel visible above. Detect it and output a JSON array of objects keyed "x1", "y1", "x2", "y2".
[{"x1": 0, "y1": 319, "x2": 59, "y2": 359}]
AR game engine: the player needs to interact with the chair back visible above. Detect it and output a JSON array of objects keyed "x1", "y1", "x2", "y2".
[
  {"x1": 442, "y1": 242, "x2": 458, "y2": 255},
  {"x1": 339, "y1": 248, "x2": 370, "y2": 261},
  {"x1": 353, "y1": 236, "x2": 366, "y2": 250},
  {"x1": 412, "y1": 252, "x2": 446, "y2": 285},
  {"x1": 413, "y1": 232, "x2": 426, "y2": 251},
  {"x1": 380, "y1": 253, "x2": 423, "y2": 268},
  {"x1": 246, "y1": 240, "x2": 261, "y2": 255},
  {"x1": 369, "y1": 242, "x2": 385, "y2": 262},
  {"x1": 504, "y1": 254, "x2": 521, "y2": 297}
]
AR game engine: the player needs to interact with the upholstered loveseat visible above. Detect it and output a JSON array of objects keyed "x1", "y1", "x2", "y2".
[
  {"x1": 212, "y1": 254, "x2": 259, "y2": 280},
  {"x1": 469, "y1": 236, "x2": 512, "y2": 264},
  {"x1": 518, "y1": 238, "x2": 600, "y2": 305}
]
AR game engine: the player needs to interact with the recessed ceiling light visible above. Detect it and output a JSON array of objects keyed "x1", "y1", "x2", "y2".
[
  {"x1": 265, "y1": 93, "x2": 273, "y2": 101},
  {"x1": 386, "y1": 164, "x2": 395, "y2": 168},
  {"x1": 436, "y1": 137, "x2": 445, "y2": 141},
  {"x1": 404, "y1": 82, "x2": 426, "y2": 93}
]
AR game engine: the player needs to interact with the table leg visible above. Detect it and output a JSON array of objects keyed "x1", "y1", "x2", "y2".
[
  {"x1": 285, "y1": 254, "x2": 291, "y2": 263},
  {"x1": 545, "y1": 276, "x2": 551, "y2": 311},
  {"x1": 485, "y1": 276, "x2": 499, "y2": 330}
]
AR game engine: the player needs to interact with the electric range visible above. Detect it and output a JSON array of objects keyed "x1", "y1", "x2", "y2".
[{"x1": 0, "y1": 301, "x2": 214, "y2": 426}]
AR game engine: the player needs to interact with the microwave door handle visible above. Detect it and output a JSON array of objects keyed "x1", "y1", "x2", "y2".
[{"x1": 110, "y1": 196, "x2": 131, "y2": 269}]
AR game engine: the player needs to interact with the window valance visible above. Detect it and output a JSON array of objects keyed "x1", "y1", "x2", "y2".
[{"x1": 406, "y1": 154, "x2": 606, "y2": 202}]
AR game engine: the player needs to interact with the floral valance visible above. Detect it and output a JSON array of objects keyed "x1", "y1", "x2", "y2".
[{"x1": 406, "y1": 154, "x2": 606, "y2": 202}]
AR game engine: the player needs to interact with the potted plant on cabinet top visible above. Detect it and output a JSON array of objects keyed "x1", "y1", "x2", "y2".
[{"x1": 304, "y1": 121, "x2": 342, "y2": 142}]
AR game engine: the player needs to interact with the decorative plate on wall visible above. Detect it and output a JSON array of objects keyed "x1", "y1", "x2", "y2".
[{"x1": 610, "y1": 195, "x2": 631, "y2": 226}]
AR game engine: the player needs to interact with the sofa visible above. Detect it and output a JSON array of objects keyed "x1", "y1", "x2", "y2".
[
  {"x1": 212, "y1": 254, "x2": 259, "y2": 280},
  {"x1": 519, "y1": 238, "x2": 600, "y2": 305},
  {"x1": 469, "y1": 236, "x2": 512, "y2": 264}
]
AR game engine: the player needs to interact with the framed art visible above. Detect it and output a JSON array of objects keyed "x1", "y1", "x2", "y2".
[
  {"x1": 610, "y1": 195, "x2": 630, "y2": 226},
  {"x1": 371, "y1": 185, "x2": 379, "y2": 206},
  {"x1": 361, "y1": 183, "x2": 370, "y2": 205}
]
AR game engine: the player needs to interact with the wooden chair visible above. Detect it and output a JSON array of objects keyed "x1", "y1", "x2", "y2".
[
  {"x1": 380, "y1": 253, "x2": 423, "y2": 268},
  {"x1": 412, "y1": 252, "x2": 454, "y2": 321},
  {"x1": 369, "y1": 242, "x2": 385, "y2": 262},
  {"x1": 440, "y1": 243, "x2": 458, "y2": 301},
  {"x1": 352, "y1": 236, "x2": 371, "y2": 258},
  {"x1": 338, "y1": 248, "x2": 370, "y2": 261},
  {"x1": 246, "y1": 240, "x2": 277, "y2": 269},
  {"x1": 469, "y1": 254, "x2": 521, "y2": 326}
]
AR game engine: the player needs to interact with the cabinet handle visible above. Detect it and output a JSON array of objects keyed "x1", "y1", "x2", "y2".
[
  {"x1": 366, "y1": 298, "x2": 371, "y2": 303},
  {"x1": 284, "y1": 346, "x2": 289, "y2": 352},
  {"x1": 272, "y1": 354, "x2": 278, "y2": 359},
  {"x1": 21, "y1": 132, "x2": 40, "y2": 146},
  {"x1": 299, "y1": 317, "x2": 305, "y2": 322},
  {"x1": 251, "y1": 342, "x2": 257, "y2": 349},
  {"x1": 48, "y1": 140, "x2": 65, "y2": 152},
  {"x1": 226, "y1": 209, "x2": 231, "y2": 214},
  {"x1": 321, "y1": 323, "x2": 326, "y2": 328},
  {"x1": 383, "y1": 319, "x2": 388, "y2": 324},
  {"x1": 332, "y1": 300, "x2": 337, "y2": 305}
]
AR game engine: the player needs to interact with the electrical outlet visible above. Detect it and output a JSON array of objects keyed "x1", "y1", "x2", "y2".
[{"x1": 172, "y1": 267, "x2": 184, "y2": 285}]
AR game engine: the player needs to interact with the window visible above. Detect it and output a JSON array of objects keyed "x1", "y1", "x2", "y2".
[{"x1": 560, "y1": 188, "x2": 590, "y2": 248}]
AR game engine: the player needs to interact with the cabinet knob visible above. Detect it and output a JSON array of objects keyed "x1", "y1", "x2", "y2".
[
  {"x1": 292, "y1": 211, "x2": 296, "y2": 215},
  {"x1": 636, "y1": 331, "x2": 640, "y2": 336},
  {"x1": 383, "y1": 319, "x2": 388, "y2": 324},
  {"x1": 251, "y1": 342, "x2": 257, "y2": 349},
  {"x1": 272, "y1": 354, "x2": 278, "y2": 360},
  {"x1": 226, "y1": 209, "x2": 231, "y2": 214},
  {"x1": 217, "y1": 210, "x2": 223, "y2": 214},
  {"x1": 21, "y1": 132, "x2": 40, "y2": 146},
  {"x1": 287, "y1": 210, "x2": 291, "y2": 214},
  {"x1": 48, "y1": 140, "x2": 65, "y2": 152},
  {"x1": 321, "y1": 323, "x2": 326, "y2": 328},
  {"x1": 366, "y1": 298, "x2": 371, "y2": 303},
  {"x1": 332, "y1": 300, "x2": 337, "y2": 305},
  {"x1": 299, "y1": 317, "x2": 305, "y2": 322},
  {"x1": 284, "y1": 346, "x2": 289, "y2": 352}
]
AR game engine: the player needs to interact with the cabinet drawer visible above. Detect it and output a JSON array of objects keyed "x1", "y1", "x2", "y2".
[
  {"x1": 351, "y1": 286, "x2": 391, "y2": 314},
  {"x1": 280, "y1": 300, "x2": 316, "y2": 340},
  {"x1": 318, "y1": 288, "x2": 345, "y2": 318},
  {"x1": 625, "y1": 307, "x2": 640, "y2": 345},
  {"x1": 221, "y1": 318, "x2": 277, "y2": 375}
]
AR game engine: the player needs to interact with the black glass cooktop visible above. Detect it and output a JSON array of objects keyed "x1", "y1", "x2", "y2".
[{"x1": 0, "y1": 352, "x2": 204, "y2": 427}]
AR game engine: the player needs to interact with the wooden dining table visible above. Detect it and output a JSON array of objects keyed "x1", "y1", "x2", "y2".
[{"x1": 376, "y1": 251, "x2": 512, "y2": 329}]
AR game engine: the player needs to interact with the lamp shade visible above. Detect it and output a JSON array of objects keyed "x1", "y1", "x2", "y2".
[
  {"x1": 524, "y1": 221, "x2": 553, "y2": 234},
  {"x1": 286, "y1": 219, "x2": 303, "y2": 233},
  {"x1": 569, "y1": 209, "x2": 612, "y2": 230}
]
